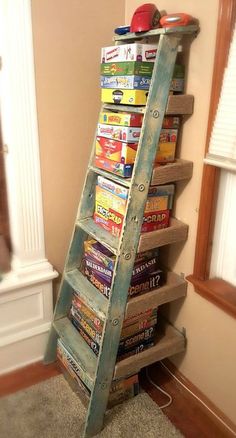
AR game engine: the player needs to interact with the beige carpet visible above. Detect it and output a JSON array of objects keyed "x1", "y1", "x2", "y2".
[{"x1": 0, "y1": 375, "x2": 183, "y2": 438}]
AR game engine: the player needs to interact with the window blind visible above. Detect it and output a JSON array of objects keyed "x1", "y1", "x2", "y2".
[{"x1": 204, "y1": 23, "x2": 236, "y2": 171}]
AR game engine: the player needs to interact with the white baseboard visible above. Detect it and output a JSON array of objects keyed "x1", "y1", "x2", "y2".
[{"x1": 0, "y1": 327, "x2": 49, "y2": 375}]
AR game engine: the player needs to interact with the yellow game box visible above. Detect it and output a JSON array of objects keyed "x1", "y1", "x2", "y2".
[{"x1": 101, "y1": 88, "x2": 148, "y2": 106}]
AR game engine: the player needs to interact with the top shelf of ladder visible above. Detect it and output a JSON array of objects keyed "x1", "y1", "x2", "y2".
[{"x1": 113, "y1": 24, "x2": 199, "y2": 42}]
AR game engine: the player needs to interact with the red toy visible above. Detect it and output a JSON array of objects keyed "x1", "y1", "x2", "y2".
[
  {"x1": 130, "y1": 3, "x2": 161, "y2": 33},
  {"x1": 160, "y1": 13, "x2": 193, "y2": 28}
]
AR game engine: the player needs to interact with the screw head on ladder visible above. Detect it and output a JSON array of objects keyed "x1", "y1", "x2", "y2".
[
  {"x1": 138, "y1": 184, "x2": 145, "y2": 192},
  {"x1": 124, "y1": 253, "x2": 131, "y2": 260},
  {"x1": 112, "y1": 318, "x2": 119, "y2": 326}
]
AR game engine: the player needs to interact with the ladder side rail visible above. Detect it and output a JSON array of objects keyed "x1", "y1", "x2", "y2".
[
  {"x1": 84, "y1": 33, "x2": 182, "y2": 437},
  {"x1": 44, "y1": 108, "x2": 105, "y2": 362}
]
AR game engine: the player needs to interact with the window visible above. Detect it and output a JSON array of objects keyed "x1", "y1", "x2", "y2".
[{"x1": 187, "y1": 0, "x2": 236, "y2": 318}]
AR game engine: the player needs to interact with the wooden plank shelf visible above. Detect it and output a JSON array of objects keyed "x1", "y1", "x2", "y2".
[
  {"x1": 166, "y1": 95, "x2": 194, "y2": 115},
  {"x1": 102, "y1": 95, "x2": 194, "y2": 116},
  {"x1": 125, "y1": 271, "x2": 187, "y2": 319},
  {"x1": 138, "y1": 217, "x2": 188, "y2": 252},
  {"x1": 113, "y1": 24, "x2": 199, "y2": 41},
  {"x1": 114, "y1": 320, "x2": 185, "y2": 379},
  {"x1": 151, "y1": 159, "x2": 193, "y2": 186}
]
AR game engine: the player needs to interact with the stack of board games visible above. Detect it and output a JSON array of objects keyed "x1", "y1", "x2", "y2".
[
  {"x1": 69, "y1": 284, "x2": 158, "y2": 360},
  {"x1": 96, "y1": 112, "x2": 181, "y2": 174},
  {"x1": 100, "y1": 44, "x2": 185, "y2": 105},
  {"x1": 100, "y1": 43, "x2": 158, "y2": 105},
  {"x1": 94, "y1": 175, "x2": 174, "y2": 237},
  {"x1": 57, "y1": 338, "x2": 139, "y2": 407},
  {"x1": 95, "y1": 111, "x2": 143, "y2": 177},
  {"x1": 82, "y1": 238, "x2": 165, "y2": 299}
]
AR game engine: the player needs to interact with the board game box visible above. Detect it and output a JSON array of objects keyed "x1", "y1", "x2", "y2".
[
  {"x1": 101, "y1": 75, "x2": 151, "y2": 90},
  {"x1": 101, "y1": 61, "x2": 154, "y2": 76},
  {"x1": 101, "y1": 43, "x2": 158, "y2": 63},
  {"x1": 96, "y1": 136, "x2": 138, "y2": 164},
  {"x1": 95, "y1": 156, "x2": 133, "y2": 178},
  {"x1": 83, "y1": 263, "x2": 165, "y2": 299},
  {"x1": 101, "y1": 88, "x2": 148, "y2": 105},
  {"x1": 99, "y1": 111, "x2": 143, "y2": 127},
  {"x1": 97, "y1": 123, "x2": 141, "y2": 142}
]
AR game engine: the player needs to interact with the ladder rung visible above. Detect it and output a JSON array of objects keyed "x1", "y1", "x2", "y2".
[
  {"x1": 89, "y1": 165, "x2": 131, "y2": 188},
  {"x1": 65, "y1": 269, "x2": 108, "y2": 321},
  {"x1": 54, "y1": 317, "x2": 96, "y2": 386},
  {"x1": 77, "y1": 218, "x2": 119, "y2": 255},
  {"x1": 102, "y1": 103, "x2": 146, "y2": 114},
  {"x1": 113, "y1": 25, "x2": 199, "y2": 42}
]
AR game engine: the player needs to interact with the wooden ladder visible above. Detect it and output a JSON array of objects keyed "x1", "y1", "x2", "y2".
[{"x1": 44, "y1": 25, "x2": 198, "y2": 438}]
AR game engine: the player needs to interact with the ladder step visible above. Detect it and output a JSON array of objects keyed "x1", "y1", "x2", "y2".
[
  {"x1": 77, "y1": 218, "x2": 119, "y2": 255},
  {"x1": 114, "y1": 319, "x2": 185, "y2": 379},
  {"x1": 89, "y1": 165, "x2": 131, "y2": 188},
  {"x1": 113, "y1": 25, "x2": 199, "y2": 42},
  {"x1": 125, "y1": 271, "x2": 187, "y2": 319},
  {"x1": 54, "y1": 317, "x2": 96, "y2": 388},
  {"x1": 65, "y1": 269, "x2": 108, "y2": 321},
  {"x1": 138, "y1": 217, "x2": 188, "y2": 252},
  {"x1": 102, "y1": 103, "x2": 146, "y2": 114},
  {"x1": 102, "y1": 95, "x2": 194, "y2": 116}
]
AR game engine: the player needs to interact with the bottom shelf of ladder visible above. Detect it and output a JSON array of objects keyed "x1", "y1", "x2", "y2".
[{"x1": 54, "y1": 315, "x2": 185, "y2": 383}]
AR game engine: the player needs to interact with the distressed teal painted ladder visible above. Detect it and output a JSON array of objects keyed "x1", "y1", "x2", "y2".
[{"x1": 44, "y1": 25, "x2": 198, "y2": 437}]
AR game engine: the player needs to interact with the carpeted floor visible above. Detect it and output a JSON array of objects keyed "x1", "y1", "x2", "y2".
[{"x1": 0, "y1": 375, "x2": 183, "y2": 438}]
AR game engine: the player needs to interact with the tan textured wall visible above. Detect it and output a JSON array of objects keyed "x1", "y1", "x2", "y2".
[
  {"x1": 31, "y1": 0, "x2": 125, "y2": 273},
  {"x1": 125, "y1": 0, "x2": 236, "y2": 424}
]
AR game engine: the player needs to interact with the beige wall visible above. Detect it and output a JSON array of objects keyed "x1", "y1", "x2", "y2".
[
  {"x1": 31, "y1": 0, "x2": 125, "y2": 273},
  {"x1": 32, "y1": 0, "x2": 236, "y2": 426},
  {"x1": 126, "y1": 0, "x2": 236, "y2": 424}
]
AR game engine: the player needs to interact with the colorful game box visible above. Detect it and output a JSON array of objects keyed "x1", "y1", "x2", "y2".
[
  {"x1": 83, "y1": 250, "x2": 161, "y2": 285},
  {"x1": 72, "y1": 293, "x2": 104, "y2": 333},
  {"x1": 57, "y1": 338, "x2": 139, "y2": 406},
  {"x1": 96, "y1": 136, "x2": 138, "y2": 164},
  {"x1": 99, "y1": 111, "x2": 143, "y2": 127},
  {"x1": 142, "y1": 209, "x2": 170, "y2": 232},
  {"x1": 101, "y1": 43, "x2": 158, "y2": 63},
  {"x1": 97, "y1": 123, "x2": 141, "y2": 142},
  {"x1": 83, "y1": 262, "x2": 165, "y2": 299},
  {"x1": 101, "y1": 61, "x2": 154, "y2": 76},
  {"x1": 95, "y1": 156, "x2": 133, "y2": 178},
  {"x1": 101, "y1": 75, "x2": 151, "y2": 90},
  {"x1": 94, "y1": 176, "x2": 174, "y2": 236},
  {"x1": 101, "y1": 88, "x2": 148, "y2": 105},
  {"x1": 162, "y1": 116, "x2": 180, "y2": 129},
  {"x1": 155, "y1": 128, "x2": 178, "y2": 163},
  {"x1": 57, "y1": 338, "x2": 93, "y2": 391}
]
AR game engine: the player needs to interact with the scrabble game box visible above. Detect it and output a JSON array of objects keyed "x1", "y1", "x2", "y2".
[
  {"x1": 101, "y1": 75, "x2": 151, "y2": 90},
  {"x1": 94, "y1": 176, "x2": 174, "y2": 236}
]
